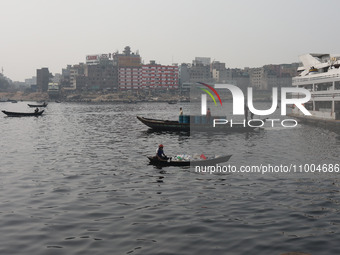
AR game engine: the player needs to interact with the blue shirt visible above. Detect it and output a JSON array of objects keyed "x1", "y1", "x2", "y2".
[{"x1": 157, "y1": 148, "x2": 165, "y2": 157}]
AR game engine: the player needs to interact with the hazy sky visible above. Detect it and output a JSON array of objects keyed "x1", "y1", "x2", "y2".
[{"x1": 1, "y1": 0, "x2": 340, "y2": 81}]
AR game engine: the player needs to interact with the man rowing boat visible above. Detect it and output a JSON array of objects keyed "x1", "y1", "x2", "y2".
[{"x1": 156, "y1": 144, "x2": 168, "y2": 160}]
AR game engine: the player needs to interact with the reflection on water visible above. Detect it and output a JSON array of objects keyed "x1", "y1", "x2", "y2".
[{"x1": 0, "y1": 101, "x2": 339, "y2": 255}]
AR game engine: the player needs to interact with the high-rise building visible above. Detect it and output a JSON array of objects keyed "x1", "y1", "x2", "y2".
[
  {"x1": 189, "y1": 61, "x2": 212, "y2": 82},
  {"x1": 36, "y1": 68, "x2": 50, "y2": 92},
  {"x1": 114, "y1": 46, "x2": 142, "y2": 90}
]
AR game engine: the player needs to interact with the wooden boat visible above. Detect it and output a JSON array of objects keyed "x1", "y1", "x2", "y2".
[
  {"x1": 137, "y1": 116, "x2": 262, "y2": 132},
  {"x1": 28, "y1": 103, "x2": 48, "y2": 107},
  {"x1": 147, "y1": 154, "x2": 232, "y2": 167},
  {"x1": 2, "y1": 110, "x2": 44, "y2": 117}
]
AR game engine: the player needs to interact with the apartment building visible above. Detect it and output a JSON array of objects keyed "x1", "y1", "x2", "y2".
[
  {"x1": 141, "y1": 61, "x2": 179, "y2": 90},
  {"x1": 118, "y1": 67, "x2": 142, "y2": 90},
  {"x1": 113, "y1": 46, "x2": 142, "y2": 90}
]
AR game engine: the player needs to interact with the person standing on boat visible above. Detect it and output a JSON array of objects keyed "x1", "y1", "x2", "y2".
[
  {"x1": 250, "y1": 111, "x2": 254, "y2": 119},
  {"x1": 206, "y1": 108, "x2": 212, "y2": 123},
  {"x1": 244, "y1": 104, "x2": 249, "y2": 122},
  {"x1": 179, "y1": 107, "x2": 183, "y2": 116},
  {"x1": 156, "y1": 144, "x2": 168, "y2": 160}
]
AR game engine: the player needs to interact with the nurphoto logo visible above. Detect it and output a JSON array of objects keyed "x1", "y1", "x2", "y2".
[{"x1": 198, "y1": 83, "x2": 311, "y2": 128}]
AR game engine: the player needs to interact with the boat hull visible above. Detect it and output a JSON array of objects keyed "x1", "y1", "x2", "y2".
[
  {"x1": 148, "y1": 155, "x2": 232, "y2": 167},
  {"x1": 28, "y1": 103, "x2": 48, "y2": 107},
  {"x1": 137, "y1": 116, "x2": 260, "y2": 132},
  {"x1": 2, "y1": 110, "x2": 44, "y2": 117}
]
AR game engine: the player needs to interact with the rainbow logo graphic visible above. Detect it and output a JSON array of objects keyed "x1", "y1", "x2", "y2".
[{"x1": 197, "y1": 82, "x2": 223, "y2": 106}]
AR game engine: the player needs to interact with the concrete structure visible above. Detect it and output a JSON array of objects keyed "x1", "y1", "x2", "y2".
[
  {"x1": 141, "y1": 62, "x2": 179, "y2": 90},
  {"x1": 25, "y1": 76, "x2": 36, "y2": 86},
  {"x1": 47, "y1": 82, "x2": 60, "y2": 98},
  {"x1": 85, "y1": 61, "x2": 118, "y2": 91},
  {"x1": 114, "y1": 46, "x2": 142, "y2": 90},
  {"x1": 194, "y1": 57, "x2": 211, "y2": 66},
  {"x1": 36, "y1": 68, "x2": 50, "y2": 92},
  {"x1": 69, "y1": 64, "x2": 86, "y2": 91},
  {"x1": 118, "y1": 66, "x2": 142, "y2": 90},
  {"x1": 212, "y1": 68, "x2": 233, "y2": 83},
  {"x1": 113, "y1": 46, "x2": 142, "y2": 67},
  {"x1": 189, "y1": 59, "x2": 212, "y2": 83}
]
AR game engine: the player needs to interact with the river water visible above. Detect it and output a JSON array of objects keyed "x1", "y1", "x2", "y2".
[{"x1": 0, "y1": 101, "x2": 339, "y2": 255}]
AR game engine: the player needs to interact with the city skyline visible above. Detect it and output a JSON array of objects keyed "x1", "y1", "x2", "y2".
[{"x1": 2, "y1": 0, "x2": 340, "y2": 82}]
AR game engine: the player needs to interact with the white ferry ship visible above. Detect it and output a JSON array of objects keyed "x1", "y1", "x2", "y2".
[{"x1": 292, "y1": 53, "x2": 340, "y2": 121}]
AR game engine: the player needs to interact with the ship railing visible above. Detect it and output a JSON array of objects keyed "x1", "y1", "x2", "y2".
[
  {"x1": 293, "y1": 73, "x2": 340, "y2": 84},
  {"x1": 290, "y1": 92, "x2": 340, "y2": 99}
]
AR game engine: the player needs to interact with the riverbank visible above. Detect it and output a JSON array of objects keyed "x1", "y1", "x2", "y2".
[
  {"x1": 0, "y1": 92, "x2": 49, "y2": 102},
  {"x1": 0, "y1": 91, "x2": 185, "y2": 103}
]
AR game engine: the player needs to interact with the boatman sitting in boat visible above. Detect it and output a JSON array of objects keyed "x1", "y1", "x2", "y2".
[
  {"x1": 35, "y1": 108, "x2": 39, "y2": 113},
  {"x1": 156, "y1": 144, "x2": 168, "y2": 161}
]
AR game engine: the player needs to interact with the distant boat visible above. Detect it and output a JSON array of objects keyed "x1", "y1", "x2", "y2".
[
  {"x1": 167, "y1": 100, "x2": 177, "y2": 104},
  {"x1": 2, "y1": 110, "x2": 44, "y2": 117},
  {"x1": 55, "y1": 100, "x2": 61, "y2": 103},
  {"x1": 10, "y1": 100, "x2": 17, "y2": 103},
  {"x1": 28, "y1": 102, "x2": 48, "y2": 107}
]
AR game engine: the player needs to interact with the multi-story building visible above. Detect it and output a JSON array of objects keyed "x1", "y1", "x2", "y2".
[
  {"x1": 179, "y1": 63, "x2": 191, "y2": 92},
  {"x1": 114, "y1": 46, "x2": 142, "y2": 90},
  {"x1": 85, "y1": 60, "x2": 118, "y2": 91},
  {"x1": 36, "y1": 68, "x2": 50, "y2": 92},
  {"x1": 232, "y1": 69, "x2": 250, "y2": 93},
  {"x1": 113, "y1": 46, "x2": 142, "y2": 67},
  {"x1": 194, "y1": 57, "x2": 211, "y2": 66},
  {"x1": 212, "y1": 69, "x2": 233, "y2": 83},
  {"x1": 210, "y1": 61, "x2": 225, "y2": 72},
  {"x1": 118, "y1": 66, "x2": 142, "y2": 90},
  {"x1": 60, "y1": 65, "x2": 71, "y2": 89},
  {"x1": 189, "y1": 60, "x2": 212, "y2": 83},
  {"x1": 24, "y1": 76, "x2": 36, "y2": 86},
  {"x1": 247, "y1": 67, "x2": 267, "y2": 90},
  {"x1": 69, "y1": 63, "x2": 86, "y2": 91},
  {"x1": 141, "y1": 61, "x2": 179, "y2": 90}
]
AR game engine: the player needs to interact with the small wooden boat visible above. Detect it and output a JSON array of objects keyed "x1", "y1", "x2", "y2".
[
  {"x1": 28, "y1": 103, "x2": 48, "y2": 107},
  {"x1": 147, "y1": 155, "x2": 232, "y2": 167},
  {"x1": 2, "y1": 110, "x2": 44, "y2": 117},
  {"x1": 137, "y1": 116, "x2": 262, "y2": 133}
]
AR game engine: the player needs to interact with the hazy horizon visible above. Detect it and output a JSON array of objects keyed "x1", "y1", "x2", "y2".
[{"x1": 2, "y1": 0, "x2": 340, "y2": 82}]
